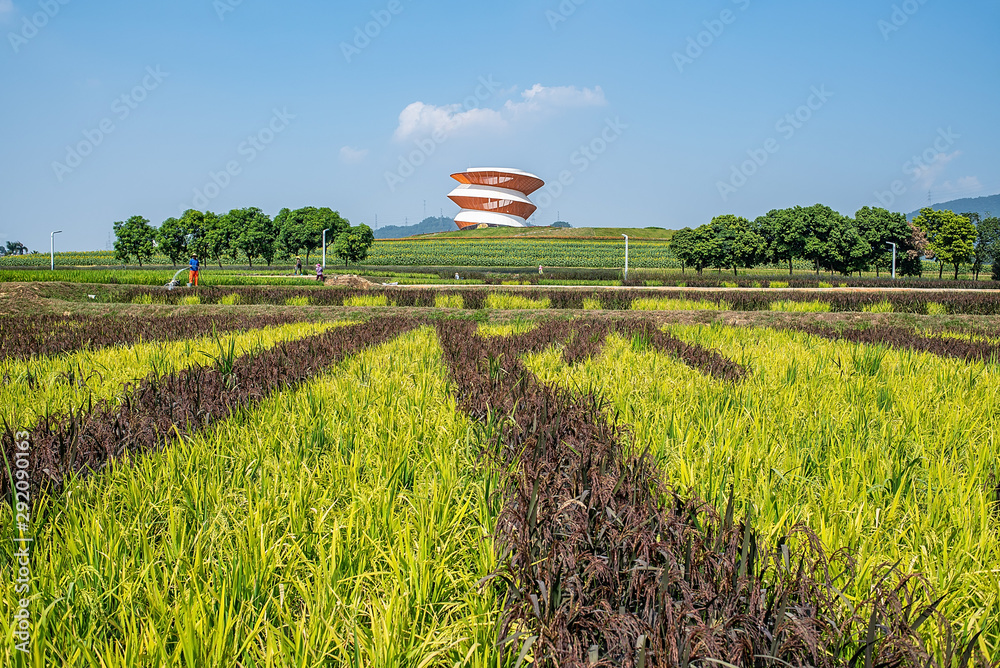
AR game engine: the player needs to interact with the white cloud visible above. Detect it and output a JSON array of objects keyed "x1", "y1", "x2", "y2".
[
  {"x1": 912, "y1": 150, "x2": 960, "y2": 189},
  {"x1": 937, "y1": 176, "x2": 983, "y2": 196},
  {"x1": 393, "y1": 84, "x2": 606, "y2": 142},
  {"x1": 394, "y1": 103, "x2": 504, "y2": 142},
  {"x1": 339, "y1": 146, "x2": 369, "y2": 164},
  {"x1": 0, "y1": 0, "x2": 14, "y2": 15},
  {"x1": 504, "y1": 84, "x2": 606, "y2": 117}
]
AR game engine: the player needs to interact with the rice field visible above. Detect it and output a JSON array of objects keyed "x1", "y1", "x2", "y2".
[{"x1": 2, "y1": 311, "x2": 998, "y2": 666}]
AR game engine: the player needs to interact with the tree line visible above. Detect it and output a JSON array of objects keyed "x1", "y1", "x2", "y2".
[
  {"x1": 0, "y1": 241, "x2": 29, "y2": 257},
  {"x1": 670, "y1": 205, "x2": 1000, "y2": 280},
  {"x1": 112, "y1": 207, "x2": 375, "y2": 269}
]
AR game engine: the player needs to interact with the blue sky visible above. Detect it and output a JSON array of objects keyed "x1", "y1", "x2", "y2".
[{"x1": 1, "y1": 0, "x2": 998, "y2": 251}]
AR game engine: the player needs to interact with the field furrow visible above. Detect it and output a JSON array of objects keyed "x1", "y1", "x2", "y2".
[
  {"x1": 2, "y1": 318, "x2": 417, "y2": 499},
  {"x1": 526, "y1": 323, "x2": 1000, "y2": 659},
  {"x1": 1, "y1": 326, "x2": 499, "y2": 666},
  {"x1": 0, "y1": 313, "x2": 313, "y2": 361},
  {"x1": 1, "y1": 321, "x2": 340, "y2": 431}
]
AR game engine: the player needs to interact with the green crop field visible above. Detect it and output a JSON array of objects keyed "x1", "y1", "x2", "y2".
[
  {"x1": 367, "y1": 238, "x2": 674, "y2": 268},
  {"x1": 2, "y1": 299, "x2": 998, "y2": 666}
]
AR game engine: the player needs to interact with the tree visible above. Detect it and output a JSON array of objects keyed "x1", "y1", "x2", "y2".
[
  {"x1": 795, "y1": 204, "x2": 846, "y2": 274},
  {"x1": 4, "y1": 241, "x2": 27, "y2": 256},
  {"x1": 975, "y1": 216, "x2": 1000, "y2": 281},
  {"x1": 757, "y1": 207, "x2": 809, "y2": 275},
  {"x1": 157, "y1": 217, "x2": 188, "y2": 267},
  {"x1": 550, "y1": 220, "x2": 572, "y2": 228},
  {"x1": 825, "y1": 216, "x2": 871, "y2": 276},
  {"x1": 709, "y1": 215, "x2": 764, "y2": 276},
  {"x1": 959, "y1": 212, "x2": 990, "y2": 280},
  {"x1": 201, "y1": 211, "x2": 236, "y2": 268},
  {"x1": 854, "y1": 207, "x2": 911, "y2": 277},
  {"x1": 113, "y1": 215, "x2": 155, "y2": 267},
  {"x1": 670, "y1": 228, "x2": 696, "y2": 274},
  {"x1": 224, "y1": 207, "x2": 276, "y2": 267},
  {"x1": 278, "y1": 207, "x2": 349, "y2": 263},
  {"x1": 912, "y1": 208, "x2": 977, "y2": 279},
  {"x1": 181, "y1": 209, "x2": 209, "y2": 260},
  {"x1": 333, "y1": 224, "x2": 375, "y2": 267},
  {"x1": 673, "y1": 225, "x2": 717, "y2": 275}
]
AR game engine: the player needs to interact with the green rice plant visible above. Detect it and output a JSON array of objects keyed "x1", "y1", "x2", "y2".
[
  {"x1": 631, "y1": 297, "x2": 729, "y2": 311},
  {"x1": 752, "y1": 281, "x2": 763, "y2": 288},
  {"x1": 818, "y1": 281, "x2": 833, "y2": 288},
  {"x1": 0, "y1": 322, "x2": 338, "y2": 430},
  {"x1": 217, "y1": 293, "x2": 241, "y2": 306},
  {"x1": 344, "y1": 294, "x2": 389, "y2": 307},
  {"x1": 769, "y1": 299, "x2": 832, "y2": 313},
  {"x1": 0, "y1": 328, "x2": 500, "y2": 666},
  {"x1": 768, "y1": 281, "x2": 789, "y2": 288},
  {"x1": 178, "y1": 295, "x2": 201, "y2": 305},
  {"x1": 721, "y1": 281, "x2": 739, "y2": 288},
  {"x1": 926, "y1": 302, "x2": 948, "y2": 316},
  {"x1": 434, "y1": 294, "x2": 464, "y2": 309},
  {"x1": 582, "y1": 298, "x2": 602, "y2": 310},
  {"x1": 523, "y1": 325, "x2": 1000, "y2": 657},
  {"x1": 478, "y1": 320, "x2": 536, "y2": 337},
  {"x1": 485, "y1": 293, "x2": 551, "y2": 310},
  {"x1": 284, "y1": 296, "x2": 311, "y2": 306},
  {"x1": 863, "y1": 300, "x2": 894, "y2": 313},
  {"x1": 675, "y1": 282, "x2": 687, "y2": 288},
  {"x1": 131, "y1": 293, "x2": 153, "y2": 305}
]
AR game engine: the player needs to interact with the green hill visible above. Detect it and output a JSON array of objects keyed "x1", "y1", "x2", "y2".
[
  {"x1": 373, "y1": 216, "x2": 454, "y2": 239},
  {"x1": 908, "y1": 193, "x2": 1000, "y2": 220}
]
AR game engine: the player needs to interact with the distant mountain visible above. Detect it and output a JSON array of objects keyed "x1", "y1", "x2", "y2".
[
  {"x1": 908, "y1": 193, "x2": 1000, "y2": 220},
  {"x1": 373, "y1": 216, "x2": 455, "y2": 239}
]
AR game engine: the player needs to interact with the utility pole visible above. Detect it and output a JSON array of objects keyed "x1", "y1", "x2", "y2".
[
  {"x1": 887, "y1": 242, "x2": 897, "y2": 279},
  {"x1": 322, "y1": 228, "x2": 330, "y2": 268}
]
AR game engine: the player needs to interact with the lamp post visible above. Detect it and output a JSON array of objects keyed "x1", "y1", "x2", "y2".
[
  {"x1": 887, "y1": 242, "x2": 897, "y2": 279},
  {"x1": 322, "y1": 228, "x2": 330, "y2": 268},
  {"x1": 622, "y1": 234, "x2": 629, "y2": 283},
  {"x1": 50, "y1": 230, "x2": 63, "y2": 271}
]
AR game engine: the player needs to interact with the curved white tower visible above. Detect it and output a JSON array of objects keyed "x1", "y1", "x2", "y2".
[{"x1": 448, "y1": 168, "x2": 545, "y2": 230}]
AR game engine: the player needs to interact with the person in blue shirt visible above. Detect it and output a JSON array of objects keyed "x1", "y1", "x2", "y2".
[{"x1": 188, "y1": 255, "x2": 200, "y2": 287}]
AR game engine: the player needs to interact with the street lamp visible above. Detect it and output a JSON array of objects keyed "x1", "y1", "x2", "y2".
[
  {"x1": 50, "y1": 230, "x2": 63, "y2": 271},
  {"x1": 321, "y1": 228, "x2": 331, "y2": 269},
  {"x1": 622, "y1": 234, "x2": 629, "y2": 283},
  {"x1": 887, "y1": 242, "x2": 897, "y2": 279}
]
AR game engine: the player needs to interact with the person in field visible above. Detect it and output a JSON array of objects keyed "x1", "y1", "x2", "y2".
[
  {"x1": 295, "y1": 256, "x2": 302, "y2": 275},
  {"x1": 315, "y1": 263, "x2": 324, "y2": 282},
  {"x1": 188, "y1": 255, "x2": 200, "y2": 287}
]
